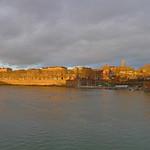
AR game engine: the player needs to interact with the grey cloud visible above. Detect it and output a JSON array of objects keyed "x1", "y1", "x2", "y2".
[{"x1": 0, "y1": 0, "x2": 150, "y2": 68}]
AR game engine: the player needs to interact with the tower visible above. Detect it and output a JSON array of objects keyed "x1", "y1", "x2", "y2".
[{"x1": 120, "y1": 58, "x2": 126, "y2": 67}]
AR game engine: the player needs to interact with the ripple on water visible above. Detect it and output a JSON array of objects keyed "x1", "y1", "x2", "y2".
[{"x1": 0, "y1": 86, "x2": 150, "y2": 150}]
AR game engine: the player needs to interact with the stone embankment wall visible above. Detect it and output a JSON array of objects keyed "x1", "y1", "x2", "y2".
[{"x1": 0, "y1": 79, "x2": 66, "y2": 86}]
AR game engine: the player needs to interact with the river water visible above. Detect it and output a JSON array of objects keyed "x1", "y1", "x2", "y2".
[{"x1": 0, "y1": 86, "x2": 150, "y2": 150}]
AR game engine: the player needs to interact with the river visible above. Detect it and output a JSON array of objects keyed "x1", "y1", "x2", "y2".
[{"x1": 0, "y1": 86, "x2": 150, "y2": 150}]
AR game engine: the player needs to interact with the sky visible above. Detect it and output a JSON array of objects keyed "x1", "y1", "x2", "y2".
[{"x1": 0, "y1": 0, "x2": 150, "y2": 69}]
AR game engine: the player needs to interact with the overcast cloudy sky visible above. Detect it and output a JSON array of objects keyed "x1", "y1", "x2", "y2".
[{"x1": 0, "y1": 0, "x2": 150, "y2": 68}]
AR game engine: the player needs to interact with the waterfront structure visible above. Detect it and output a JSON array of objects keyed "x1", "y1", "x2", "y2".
[
  {"x1": 0, "y1": 66, "x2": 102, "y2": 87},
  {"x1": 0, "y1": 63, "x2": 150, "y2": 88}
]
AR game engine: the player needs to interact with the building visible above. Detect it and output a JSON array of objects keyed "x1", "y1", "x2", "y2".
[
  {"x1": 0, "y1": 66, "x2": 102, "y2": 87},
  {"x1": 0, "y1": 68, "x2": 12, "y2": 72}
]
